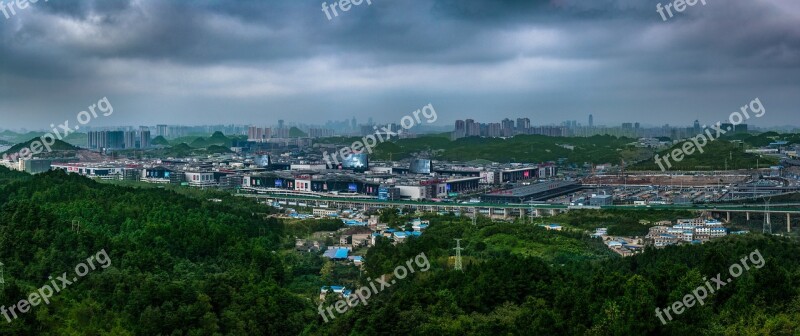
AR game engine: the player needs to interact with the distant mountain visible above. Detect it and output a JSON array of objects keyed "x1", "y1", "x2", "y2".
[
  {"x1": 0, "y1": 130, "x2": 88, "y2": 148},
  {"x1": 0, "y1": 131, "x2": 48, "y2": 144},
  {"x1": 165, "y1": 143, "x2": 193, "y2": 156},
  {"x1": 2, "y1": 137, "x2": 78, "y2": 156},
  {"x1": 206, "y1": 145, "x2": 233, "y2": 154},
  {"x1": 174, "y1": 131, "x2": 238, "y2": 148},
  {"x1": 152, "y1": 136, "x2": 170, "y2": 146},
  {"x1": 289, "y1": 127, "x2": 307, "y2": 137}
]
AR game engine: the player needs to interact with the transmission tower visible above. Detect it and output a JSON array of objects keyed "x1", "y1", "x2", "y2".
[
  {"x1": 763, "y1": 198, "x2": 772, "y2": 235},
  {"x1": 453, "y1": 239, "x2": 464, "y2": 271},
  {"x1": 0, "y1": 262, "x2": 5, "y2": 294},
  {"x1": 472, "y1": 207, "x2": 477, "y2": 226}
]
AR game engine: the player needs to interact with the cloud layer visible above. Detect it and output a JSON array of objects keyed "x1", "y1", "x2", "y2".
[{"x1": 0, "y1": 0, "x2": 798, "y2": 129}]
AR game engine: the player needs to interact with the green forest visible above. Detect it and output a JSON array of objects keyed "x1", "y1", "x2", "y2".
[
  {"x1": 0, "y1": 168, "x2": 799, "y2": 335},
  {"x1": 347, "y1": 131, "x2": 796, "y2": 169}
]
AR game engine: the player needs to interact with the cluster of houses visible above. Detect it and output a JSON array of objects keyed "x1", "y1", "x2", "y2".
[
  {"x1": 296, "y1": 215, "x2": 430, "y2": 261},
  {"x1": 589, "y1": 217, "x2": 747, "y2": 257},
  {"x1": 319, "y1": 285, "x2": 350, "y2": 302},
  {"x1": 592, "y1": 228, "x2": 645, "y2": 257},
  {"x1": 645, "y1": 218, "x2": 737, "y2": 247},
  {"x1": 317, "y1": 217, "x2": 430, "y2": 302}
]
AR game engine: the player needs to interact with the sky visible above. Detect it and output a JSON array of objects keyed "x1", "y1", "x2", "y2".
[{"x1": 0, "y1": 0, "x2": 798, "y2": 130}]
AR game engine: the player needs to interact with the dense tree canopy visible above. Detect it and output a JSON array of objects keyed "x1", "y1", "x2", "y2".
[{"x1": 0, "y1": 168, "x2": 798, "y2": 335}]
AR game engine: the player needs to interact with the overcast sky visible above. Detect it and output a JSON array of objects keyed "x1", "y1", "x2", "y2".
[{"x1": 0, "y1": 0, "x2": 798, "y2": 130}]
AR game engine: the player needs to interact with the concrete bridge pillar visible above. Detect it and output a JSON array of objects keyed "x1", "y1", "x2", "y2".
[
  {"x1": 503, "y1": 208, "x2": 509, "y2": 219},
  {"x1": 535, "y1": 209, "x2": 542, "y2": 217},
  {"x1": 727, "y1": 212, "x2": 731, "y2": 223},
  {"x1": 746, "y1": 212, "x2": 750, "y2": 221},
  {"x1": 788, "y1": 213, "x2": 792, "y2": 233}
]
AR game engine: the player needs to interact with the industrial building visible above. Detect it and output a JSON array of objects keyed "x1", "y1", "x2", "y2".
[{"x1": 481, "y1": 180, "x2": 582, "y2": 204}]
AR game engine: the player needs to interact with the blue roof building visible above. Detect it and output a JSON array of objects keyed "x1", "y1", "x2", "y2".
[{"x1": 323, "y1": 248, "x2": 350, "y2": 260}]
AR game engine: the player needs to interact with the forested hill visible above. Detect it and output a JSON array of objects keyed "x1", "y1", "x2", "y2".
[
  {"x1": 0, "y1": 168, "x2": 314, "y2": 335},
  {"x1": 313, "y1": 229, "x2": 800, "y2": 335},
  {"x1": 1, "y1": 168, "x2": 799, "y2": 334}
]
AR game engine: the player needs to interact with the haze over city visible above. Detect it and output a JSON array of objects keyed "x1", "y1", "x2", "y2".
[{"x1": 1, "y1": 0, "x2": 799, "y2": 129}]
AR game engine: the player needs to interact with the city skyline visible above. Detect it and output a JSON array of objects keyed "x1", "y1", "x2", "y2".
[{"x1": 1, "y1": 0, "x2": 799, "y2": 129}]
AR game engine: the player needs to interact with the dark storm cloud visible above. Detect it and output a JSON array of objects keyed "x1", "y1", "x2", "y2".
[{"x1": 0, "y1": 0, "x2": 798, "y2": 129}]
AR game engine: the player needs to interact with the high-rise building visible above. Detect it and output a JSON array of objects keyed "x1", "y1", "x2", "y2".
[
  {"x1": 273, "y1": 127, "x2": 289, "y2": 138},
  {"x1": 124, "y1": 131, "x2": 138, "y2": 149},
  {"x1": 488, "y1": 123, "x2": 502, "y2": 137},
  {"x1": 501, "y1": 118, "x2": 514, "y2": 137},
  {"x1": 107, "y1": 131, "x2": 125, "y2": 149},
  {"x1": 453, "y1": 120, "x2": 466, "y2": 139},
  {"x1": 167, "y1": 126, "x2": 187, "y2": 138},
  {"x1": 516, "y1": 118, "x2": 530, "y2": 133},
  {"x1": 308, "y1": 128, "x2": 334, "y2": 138},
  {"x1": 248, "y1": 126, "x2": 272, "y2": 142},
  {"x1": 140, "y1": 130, "x2": 151, "y2": 148},
  {"x1": 589, "y1": 114, "x2": 594, "y2": 127},
  {"x1": 88, "y1": 131, "x2": 98, "y2": 149},
  {"x1": 156, "y1": 125, "x2": 168, "y2": 138},
  {"x1": 360, "y1": 125, "x2": 375, "y2": 136},
  {"x1": 87, "y1": 130, "x2": 125, "y2": 150},
  {"x1": 465, "y1": 119, "x2": 479, "y2": 137}
]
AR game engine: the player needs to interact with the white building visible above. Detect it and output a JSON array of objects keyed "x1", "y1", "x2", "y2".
[
  {"x1": 396, "y1": 185, "x2": 428, "y2": 200},
  {"x1": 184, "y1": 172, "x2": 216, "y2": 187}
]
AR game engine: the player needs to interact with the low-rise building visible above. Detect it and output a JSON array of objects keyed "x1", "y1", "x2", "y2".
[{"x1": 645, "y1": 218, "x2": 728, "y2": 247}]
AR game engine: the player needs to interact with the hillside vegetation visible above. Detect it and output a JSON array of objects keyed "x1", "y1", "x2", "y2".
[
  {"x1": 371, "y1": 134, "x2": 644, "y2": 164},
  {"x1": 0, "y1": 167, "x2": 798, "y2": 334},
  {"x1": 631, "y1": 141, "x2": 778, "y2": 171},
  {"x1": 358, "y1": 132, "x2": 795, "y2": 169}
]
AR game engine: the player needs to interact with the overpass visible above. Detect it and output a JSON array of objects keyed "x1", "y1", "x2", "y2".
[{"x1": 237, "y1": 190, "x2": 800, "y2": 230}]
